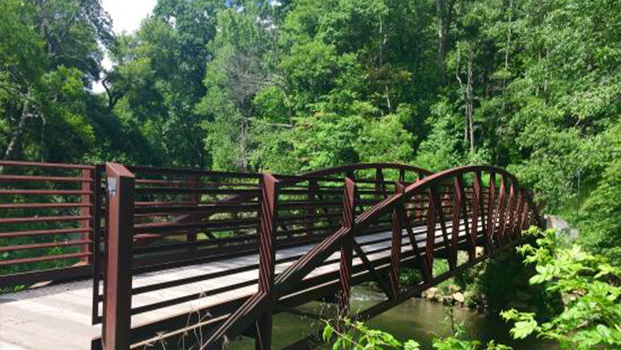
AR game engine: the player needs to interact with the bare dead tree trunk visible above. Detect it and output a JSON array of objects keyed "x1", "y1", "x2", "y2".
[
  {"x1": 502, "y1": 0, "x2": 513, "y2": 111},
  {"x1": 240, "y1": 113, "x2": 249, "y2": 172},
  {"x1": 4, "y1": 100, "x2": 30, "y2": 160},
  {"x1": 436, "y1": 0, "x2": 456, "y2": 84},
  {"x1": 455, "y1": 44, "x2": 475, "y2": 152},
  {"x1": 466, "y1": 45, "x2": 474, "y2": 152},
  {"x1": 378, "y1": 15, "x2": 392, "y2": 111},
  {"x1": 455, "y1": 46, "x2": 467, "y2": 142}
]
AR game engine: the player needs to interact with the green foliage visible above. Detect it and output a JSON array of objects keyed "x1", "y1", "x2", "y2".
[
  {"x1": 323, "y1": 320, "x2": 403, "y2": 350},
  {"x1": 578, "y1": 155, "x2": 621, "y2": 265},
  {"x1": 326, "y1": 228, "x2": 621, "y2": 350},
  {"x1": 0, "y1": 0, "x2": 113, "y2": 162},
  {"x1": 501, "y1": 227, "x2": 621, "y2": 350},
  {"x1": 2, "y1": 0, "x2": 621, "y2": 294},
  {"x1": 323, "y1": 319, "x2": 512, "y2": 350}
]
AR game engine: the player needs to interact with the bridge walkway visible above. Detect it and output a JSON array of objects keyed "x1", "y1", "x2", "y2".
[{"x1": 0, "y1": 221, "x2": 473, "y2": 350}]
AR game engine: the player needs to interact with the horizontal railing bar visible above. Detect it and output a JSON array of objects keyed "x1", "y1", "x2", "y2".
[
  {"x1": 0, "y1": 202, "x2": 91, "y2": 209},
  {"x1": 0, "y1": 252, "x2": 91, "y2": 266},
  {"x1": 134, "y1": 201, "x2": 195, "y2": 207},
  {"x1": 0, "y1": 265, "x2": 91, "y2": 288},
  {"x1": 135, "y1": 179, "x2": 259, "y2": 187},
  {"x1": 0, "y1": 227, "x2": 90, "y2": 239},
  {"x1": 0, "y1": 175, "x2": 94, "y2": 183},
  {"x1": 134, "y1": 187, "x2": 260, "y2": 195},
  {"x1": 0, "y1": 215, "x2": 91, "y2": 224},
  {"x1": 0, "y1": 239, "x2": 91, "y2": 252},
  {"x1": 130, "y1": 279, "x2": 257, "y2": 316},
  {"x1": 134, "y1": 204, "x2": 259, "y2": 215},
  {"x1": 133, "y1": 218, "x2": 260, "y2": 234},
  {"x1": 0, "y1": 189, "x2": 93, "y2": 195},
  {"x1": 128, "y1": 165, "x2": 262, "y2": 178},
  {"x1": 0, "y1": 160, "x2": 96, "y2": 170}
]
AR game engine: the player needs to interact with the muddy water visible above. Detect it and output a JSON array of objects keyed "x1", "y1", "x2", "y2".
[{"x1": 226, "y1": 285, "x2": 559, "y2": 350}]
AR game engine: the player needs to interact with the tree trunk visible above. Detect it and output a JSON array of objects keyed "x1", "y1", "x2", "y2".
[
  {"x1": 502, "y1": 0, "x2": 513, "y2": 111},
  {"x1": 3, "y1": 101, "x2": 29, "y2": 160},
  {"x1": 436, "y1": 0, "x2": 456, "y2": 84},
  {"x1": 466, "y1": 45, "x2": 474, "y2": 152}
]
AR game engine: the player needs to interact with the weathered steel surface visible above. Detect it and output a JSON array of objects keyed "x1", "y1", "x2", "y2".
[
  {"x1": 0, "y1": 161, "x2": 100, "y2": 288},
  {"x1": 0, "y1": 161, "x2": 542, "y2": 350}
]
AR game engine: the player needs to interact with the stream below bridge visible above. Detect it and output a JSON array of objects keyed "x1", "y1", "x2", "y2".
[{"x1": 227, "y1": 285, "x2": 559, "y2": 350}]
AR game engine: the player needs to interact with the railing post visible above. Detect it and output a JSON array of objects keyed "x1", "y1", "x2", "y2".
[
  {"x1": 424, "y1": 188, "x2": 437, "y2": 277},
  {"x1": 91, "y1": 165, "x2": 104, "y2": 325},
  {"x1": 485, "y1": 172, "x2": 497, "y2": 253},
  {"x1": 375, "y1": 168, "x2": 387, "y2": 199},
  {"x1": 306, "y1": 180, "x2": 318, "y2": 236},
  {"x1": 338, "y1": 175, "x2": 356, "y2": 323},
  {"x1": 495, "y1": 175, "x2": 507, "y2": 245},
  {"x1": 187, "y1": 174, "x2": 200, "y2": 245},
  {"x1": 255, "y1": 174, "x2": 279, "y2": 350},
  {"x1": 430, "y1": 186, "x2": 454, "y2": 270},
  {"x1": 451, "y1": 177, "x2": 466, "y2": 265},
  {"x1": 102, "y1": 163, "x2": 135, "y2": 350},
  {"x1": 502, "y1": 182, "x2": 516, "y2": 242},
  {"x1": 388, "y1": 182, "x2": 405, "y2": 299},
  {"x1": 513, "y1": 190, "x2": 524, "y2": 239},
  {"x1": 468, "y1": 172, "x2": 483, "y2": 261}
]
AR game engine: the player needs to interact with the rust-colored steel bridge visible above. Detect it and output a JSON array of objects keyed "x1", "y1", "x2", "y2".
[{"x1": 0, "y1": 161, "x2": 543, "y2": 350}]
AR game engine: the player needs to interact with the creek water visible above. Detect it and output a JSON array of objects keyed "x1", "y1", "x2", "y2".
[{"x1": 227, "y1": 284, "x2": 559, "y2": 350}]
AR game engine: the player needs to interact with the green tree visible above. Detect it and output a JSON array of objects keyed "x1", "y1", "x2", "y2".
[{"x1": 0, "y1": 0, "x2": 113, "y2": 162}]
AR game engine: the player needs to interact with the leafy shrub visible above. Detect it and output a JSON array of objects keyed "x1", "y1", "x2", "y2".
[{"x1": 501, "y1": 227, "x2": 621, "y2": 350}]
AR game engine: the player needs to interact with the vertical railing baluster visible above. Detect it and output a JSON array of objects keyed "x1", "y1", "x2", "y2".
[
  {"x1": 81, "y1": 168, "x2": 95, "y2": 264},
  {"x1": 255, "y1": 174, "x2": 279, "y2": 350},
  {"x1": 451, "y1": 177, "x2": 465, "y2": 266},
  {"x1": 503, "y1": 182, "x2": 516, "y2": 242},
  {"x1": 430, "y1": 186, "x2": 454, "y2": 270},
  {"x1": 388, "y1": 182, "x2": 404, "y2": 299},
  {"x1": 339, "y1": 175, "x2": 356, "y2": 322},
  {"x1": 102, "y1": 163, "x2": 134, "y2": 350},
  {"x1": 468, "y1": 172, "x2": 483, "y2": 260},
  {"x1": 519, "y1": 197, "x2": 530, "y2": 232},
  {"x1": 306, "y1": 180, "x2": 317, "y2": 236},
  {"x1": 495, "y1": 175, "x2": 507, "y2": 245},
  {"x1": 91, "y1": 165, "x2": 103, "y2": 325},
  {"x1": 425, "y1": 188, "x2": 437, "y2": 277},
  {"x1": 375, "y1": 168, "x2": 387, "y2": 200},
  {"x1": 513, "y1": 190, "x2": 524, "y2": 238},
  {"x1": 485, "y1": 172, "x2": 497, "y2": 253},
  {"x1": 187, "y1": 174, "x2": 200, "y2": 246}
]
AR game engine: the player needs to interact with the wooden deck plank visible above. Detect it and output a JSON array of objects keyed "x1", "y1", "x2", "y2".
[{"x1": 0, "y1": 218, "x2": 480, "y2": 350}]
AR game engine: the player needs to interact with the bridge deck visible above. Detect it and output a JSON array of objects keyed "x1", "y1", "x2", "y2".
[{"x1": 0, "y1": 220, "x2": 472, "y2": 350}]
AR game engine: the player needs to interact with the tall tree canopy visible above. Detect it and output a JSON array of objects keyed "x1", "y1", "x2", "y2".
[{"x1": 1, "y1": 0, "x2": 620, "y2": 261}]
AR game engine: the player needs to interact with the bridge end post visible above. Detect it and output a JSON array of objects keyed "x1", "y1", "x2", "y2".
[
  {"x1": 255, "y1": 173, "x2": 279, "y2": 350},
  {"x1": 338, "y1": 175, "x2": 356, "y2": 324},
  {"x1": 388, "y1": 182, "x2": 405, "y2": 300},
  {"x1": 102, "y1": 162, "x2": 135, "y2": 350}
]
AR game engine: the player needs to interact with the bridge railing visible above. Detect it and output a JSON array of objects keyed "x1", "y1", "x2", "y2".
[
  {"x1": 0, "y1": 160, "x2": 102, "y2": 289},
  {"x1": 0, "y1": 160, "x2": 540, "y2": 350},
  {"x1": 202, "y1": 165, "x2": 542, "y2": 350},
  {"x1": 94, "y1": 163, "x2": 433, "y2": 349}
]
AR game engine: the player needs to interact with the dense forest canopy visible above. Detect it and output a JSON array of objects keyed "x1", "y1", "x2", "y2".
[{"x1": 1, "y1": 0, "x2": 620, "y2": 262}]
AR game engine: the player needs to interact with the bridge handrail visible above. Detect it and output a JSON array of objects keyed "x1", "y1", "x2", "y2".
[
  {"x1": 0, "y1": 160, "x2": 102, "y2": 289},
  {"x1": 202, "y1": 165, "x2": 543, "y2": 349}
]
